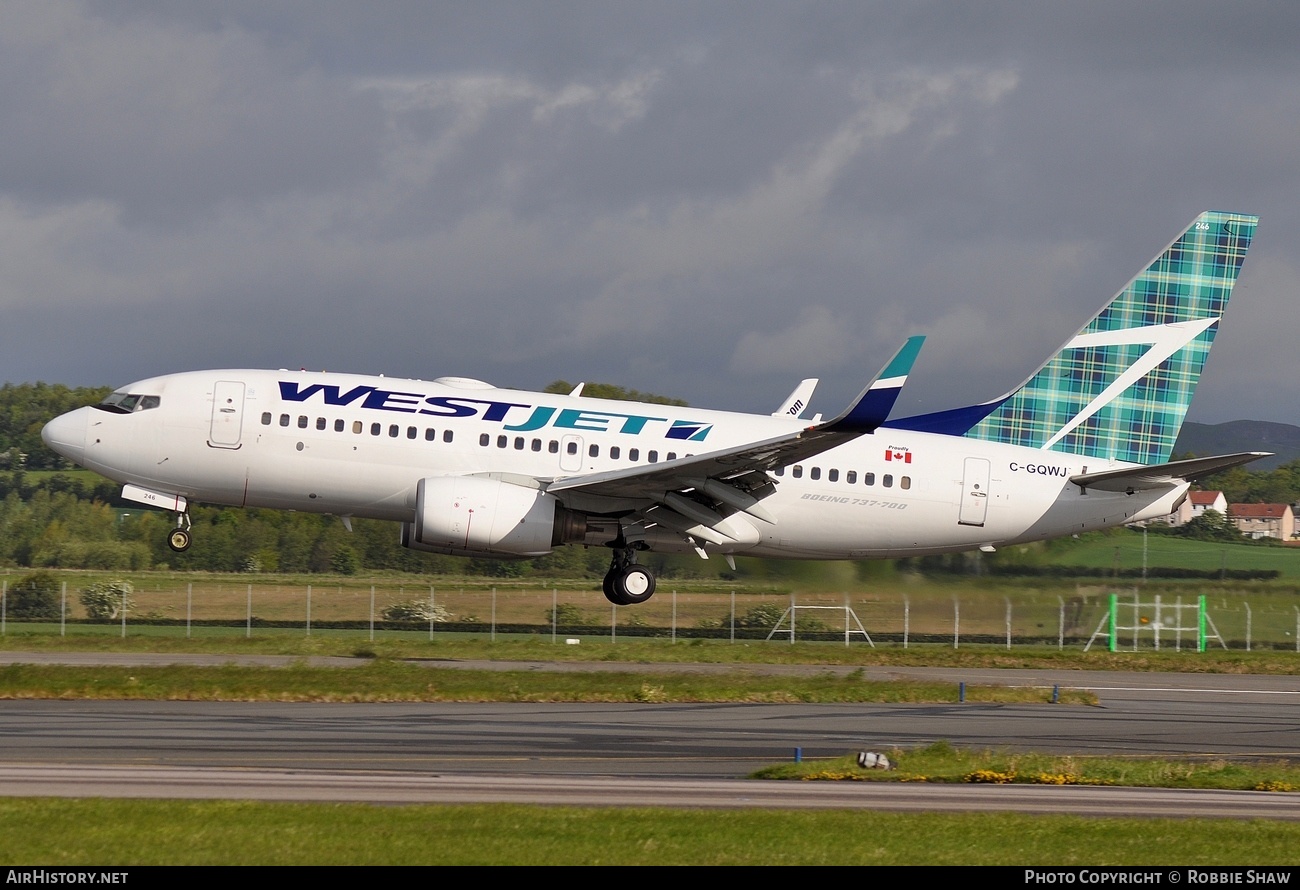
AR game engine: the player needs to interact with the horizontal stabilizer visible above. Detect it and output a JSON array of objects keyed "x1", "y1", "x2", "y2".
[{"x1": 1070, "y1": 452, "x2": 1272, "y2": 493}]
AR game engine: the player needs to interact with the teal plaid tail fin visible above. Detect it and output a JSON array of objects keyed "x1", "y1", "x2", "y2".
[{"x1": 889, "y1": 211, "x2": 1258, "y2": 465}]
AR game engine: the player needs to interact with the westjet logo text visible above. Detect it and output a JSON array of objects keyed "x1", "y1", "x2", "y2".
[{"x1": 278, "y1": 381, "x2": 713, "y2": 441}]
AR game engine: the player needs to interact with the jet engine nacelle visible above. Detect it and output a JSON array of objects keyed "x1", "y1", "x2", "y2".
[{"x1": 401, "y1": 476, "x2": 587, "y2": 558}]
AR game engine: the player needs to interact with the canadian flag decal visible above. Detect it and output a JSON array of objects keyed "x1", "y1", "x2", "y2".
[{"x1": 885, "y1": 447, "x2": 912, "y2": 463}]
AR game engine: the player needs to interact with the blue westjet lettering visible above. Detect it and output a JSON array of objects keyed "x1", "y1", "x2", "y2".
[{"x1": 278, "y1": 380, "x2": 710, "y2": 441}]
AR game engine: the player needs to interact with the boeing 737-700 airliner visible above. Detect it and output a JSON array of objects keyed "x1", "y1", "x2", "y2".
[{"x1": 42, "y1": 211, "x2": 1267, "y2": 604}]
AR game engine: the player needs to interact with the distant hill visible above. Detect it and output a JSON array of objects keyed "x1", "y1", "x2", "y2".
[{"x1": 1175, "y1": 420, "x2": 1300, "y2": 470}]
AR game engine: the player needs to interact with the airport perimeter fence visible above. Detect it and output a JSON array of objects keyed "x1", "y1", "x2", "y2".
[{"x1": 3, "y1": 578, "x2": 1300, "y2": 652}]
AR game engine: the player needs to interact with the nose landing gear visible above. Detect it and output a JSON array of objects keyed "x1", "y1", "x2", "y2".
[{"x1": 167, "y1": 512, "x2": 193, "y2": 552}]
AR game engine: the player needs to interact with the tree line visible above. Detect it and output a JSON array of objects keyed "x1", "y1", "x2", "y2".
[
  {"x1": 1, "y1": 380, "x2": 1296, "y2": 578},
  {"x1": 0, "y1": 380, "x2": 710, "y2": 580},
  {"x1": 0, "y1": 382, "x2": 111, "y2": 471}
]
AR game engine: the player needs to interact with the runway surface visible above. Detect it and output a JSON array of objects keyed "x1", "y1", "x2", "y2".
[{"x1": 1, "y1": 653, "x2": 1298, "y2": 817}]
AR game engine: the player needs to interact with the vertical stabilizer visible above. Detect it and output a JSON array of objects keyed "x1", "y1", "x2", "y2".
[{"x1": 889, "y1": 211, "x2": 1258, "y2": 465}]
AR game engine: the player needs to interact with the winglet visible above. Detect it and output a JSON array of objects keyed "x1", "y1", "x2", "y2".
[{"x1": 820, "y1": 335, "x2": 925, "y2": 433}]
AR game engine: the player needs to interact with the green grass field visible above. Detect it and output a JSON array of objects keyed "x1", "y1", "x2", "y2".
[
  {"x1": 2, "y1": 799, "x2": 1298, "y2": 865},
  {"x1": 4, "y1": 550, "x2": 1300, "y2": 865},
  {"x1": 7, "y1": 544, "x2": 1300, "y2": 650},
  {"x1": 1039, "y1": 528, "x2": 1300, "y2": 578}
]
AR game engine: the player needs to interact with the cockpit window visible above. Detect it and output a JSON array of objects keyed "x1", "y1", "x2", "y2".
[{"x1": 96, "y1": 392, "x2": 161, "y2": 414}]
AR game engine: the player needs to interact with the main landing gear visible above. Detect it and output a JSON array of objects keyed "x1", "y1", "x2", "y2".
[
  {"x1": 602, "y1": 547, "x2": 656, "y2": 606},
  {"x1": 167, "y1": 512, "x2": 192, "y2": 552}
]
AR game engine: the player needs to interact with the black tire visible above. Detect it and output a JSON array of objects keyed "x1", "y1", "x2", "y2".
[
  {"x1": 615, "y1": 565, "x2": 656, "y2": 605},
  {"x1": 167, "y1": 528, "x2": 192, "y2": 553},
  {"x1": 602, "y1": 571, "x2": 632, "y2": 605}
]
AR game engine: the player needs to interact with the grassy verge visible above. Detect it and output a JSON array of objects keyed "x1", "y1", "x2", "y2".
[
  {"x1": 0, "y1": 660, "x2": 1098, "y2": 704},
  {"x1": 760, "y1": 742, "x2": 1300, "y2": 792},
  {"x1": 10, "y1": 563, "x2": 1300, "y2": 647},
  {"x1": 2, "y1": 628, "x2": 1296, "y2": 674},
  {"x1": 1, "y1": 798, "x2": 1298, "y2": 865}
]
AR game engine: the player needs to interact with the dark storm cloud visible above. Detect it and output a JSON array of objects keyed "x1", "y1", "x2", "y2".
[
  {"x1": 0, "y1": 4, "x2": 386, "y2": 224},
  {"x1": 2, "y1": 1, "x2": 1296, "y2": 428}
]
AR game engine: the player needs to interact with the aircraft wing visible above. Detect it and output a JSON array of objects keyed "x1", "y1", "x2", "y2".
[
  {"x1": 1069, "y1": 451, "x2": 1272, "y2": 494},
  {"x1": 544, "y1": 337, "x2": 924, "y2": 518}
]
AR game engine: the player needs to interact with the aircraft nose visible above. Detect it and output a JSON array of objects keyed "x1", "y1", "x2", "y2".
[{"x1": 41, "y1": 407, "x2": 90, "y2": 465}]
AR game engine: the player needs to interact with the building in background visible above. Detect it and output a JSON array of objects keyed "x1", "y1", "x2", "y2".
[
  {"x1": 1227, "y1": 503, "x2": 1296, "y2": 541},
  {"x1": 1172, "y1": 490, "x2": 1228, "y2": 527}
]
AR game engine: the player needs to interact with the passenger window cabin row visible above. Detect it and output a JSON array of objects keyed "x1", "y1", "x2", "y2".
[
  {"x1": 773, "y1": 464, "x2": 911, "y2": 489},
  {"x1": 260, "y1": 412, "x2": 910, "y2": 488},
  {"x1": 263, "y1": 412, "x2": 454, "y2": 442}
]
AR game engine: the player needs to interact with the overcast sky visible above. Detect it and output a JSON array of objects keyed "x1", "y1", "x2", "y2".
[{"x1": 3, "y1": 1, "x2": 1297, "y2": 426}]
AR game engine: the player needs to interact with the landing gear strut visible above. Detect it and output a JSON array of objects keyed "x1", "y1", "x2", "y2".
[
  {"x1": 602, "y1": 547, "x2": 656, "y2": 606},
  {"x1": 167, "y1": 512, "x2": 193, "y2": 553}
]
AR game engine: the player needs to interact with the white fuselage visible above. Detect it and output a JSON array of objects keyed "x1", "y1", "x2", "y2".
[{"x1": 44, "y1": 369, "x2": 1186, "y2": 560}]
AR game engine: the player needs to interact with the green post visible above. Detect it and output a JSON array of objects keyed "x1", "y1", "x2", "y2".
[
  {"x1": 1198, "y1": 594, "x2": 1207, "y2": 653},
  {"x1": 1108, "y1": 593, "x2": 1118, "y2": 652}
]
